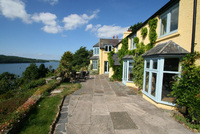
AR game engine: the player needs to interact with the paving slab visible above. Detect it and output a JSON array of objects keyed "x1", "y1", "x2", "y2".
[{"x1": 54, "y1": 74, "x2": 197, "y2": 134}]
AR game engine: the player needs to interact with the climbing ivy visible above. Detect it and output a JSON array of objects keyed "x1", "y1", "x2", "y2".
[
  {"x1": 132, "y1": 18, "x2": 158, "y2": 89},
  {"x1": 108, "y1": 37, "x2": 129, "y2": 81},
  {"x1": 147, "y1": 18, "x2": 158, "y2": 50},
  {"x1": 133, "y1": 37, "x2": 139, "y2": 44},
  {"x1": 108, "y1": 50, "x2": 115, "y2": 69},
  {"x1": 141, "y1": 27, "x2": 148, "y2": 39}
]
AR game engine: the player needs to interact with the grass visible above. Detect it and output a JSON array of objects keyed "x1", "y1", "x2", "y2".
[
  {"x1": 18, "y1": 95, "x2": 62, "y2": 134},
  {"x1": 18, "y1": 82, "x2": 81, "y2": 134},
  {"x1": 173, "y1": 112, "x2": 200, "y2": 132}
]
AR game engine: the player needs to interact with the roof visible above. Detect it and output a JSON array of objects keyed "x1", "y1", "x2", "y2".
[
  {"x1": 127, "y1": 0, "x2": 179, "y2": 38},
  {"x1": 112, "y1": 53, "x2": 121, "y2": 66},
  {"x1": 93, "y1": 42, "x2": 99, "y2": 47},
  {"x1": 99, "y1": 39, "x2": 120, "y2": 49},
  {"x1": 122, "y1": 55, "x2": 134, "y2": 60},
  {"x1": 142, "y1": 40, "x2": 189, "y2": 58},
  {"x1": 90, "y1": 56, "x2": 99, "y2": 60}
]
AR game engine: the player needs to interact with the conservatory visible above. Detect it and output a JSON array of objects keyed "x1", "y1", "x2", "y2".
[{"x1": 142, "y1": 40, "x2": 189, "y2": 107}]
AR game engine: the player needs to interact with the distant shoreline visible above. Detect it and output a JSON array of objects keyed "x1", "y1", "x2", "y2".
[{"x1": 0, "y1": 55, "x2": 59, "y2": 64}]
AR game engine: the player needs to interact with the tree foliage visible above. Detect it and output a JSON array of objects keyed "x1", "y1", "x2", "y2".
[
  {"x1": 22, "y1": 63, "x2": 40, "y2": 82},
  {"x1": 172, "y1": 52, "x2": 200, "y2": 123},
  {"x1": 58, "y1": 51, "x2": 73, "y2": 76},
  {"x1": 0, "y1": 72, "x2": 17, "y2": 94},
  {"x1": 71, "y1": 46, "x2": 92, "y2": 70},
  {"x1": 129, "y1": 22, "x2": 143, "y2": 33}
]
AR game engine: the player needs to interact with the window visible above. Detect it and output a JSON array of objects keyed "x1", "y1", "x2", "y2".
[
  {"x1": 93, "y1": 47, "x2": 99, "y2": 55},
  {"x1": 130, "y1": 34, "x2": 136, "y2": 50},
  {"x1": 162, "y1": 58, "x2": 180, "y2": 103},
  {"x1": 128, "y1": 62, "x2": 133, "y2": 81},
  {"x1": 92, "y1": 60, "x2": 97, "y2": 70},
  {"x1": 116, "y1": 46, "x2": 118, "y2": 52},
  {"x1": 105, "y1": 45, "x2": 112, "y2": 52},
  {"x1": 159, "y1": 4, "x2": 179, "y2": 37},
  {"x1": 143, "y1": 57, "x2": 181, "y2": 105}
]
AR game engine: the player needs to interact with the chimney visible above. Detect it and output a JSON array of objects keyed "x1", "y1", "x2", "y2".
[
  {"x1": 127, "y1": 28, "x2": 132, "y2": 32},
  {"x1": 117, "y1": 35, "x2": 118, "y2": 39},
  {"x1": 113, "y1": 35, "x2": 115, "y2": 39}
]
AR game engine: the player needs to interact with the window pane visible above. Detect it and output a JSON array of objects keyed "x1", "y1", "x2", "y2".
[
  {"x1": 145, "y1": 72, "x2": 149, "y2": 92},
  {"x1": 128, "y1": 66, "x2": 133, "y2": 81},
  {"x1": 146, "y1": 60, "x2": 150, "y2": 68},
  {"x1": 151, "y1": 73, "x2": 157, "y2": 97},
  {"x1": 97, "y1": 48, "x2": 99, "y2": 54},
  {"x1": 92, "y1": 60, "x2": 97, "y2": 69},
  {"x1": 160, "y1": 15, "x2": 167, "y2": 36},
  {"x1": 105, "y1": 46, "x2": 108, "y2": 51},
  {"x1": 164, "y1": 58, "x2": 179, "y2": 71},
  {"x1": 170, "y1": 6, "x2": 179, "y2": 32},
  {"x1": 153, "y1": 59, "x2": 157, "y2": 69},
  {"x1": 162, "y1": 73, "x2": 176, "y2": 103},
  {"x1": 109, "y1": 46, "x2": 112, "y2": 51}
]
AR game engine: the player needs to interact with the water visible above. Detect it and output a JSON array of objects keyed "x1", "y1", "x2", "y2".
[{"x1": 0, "y1": 62, "x2": 59, "y2": 77}]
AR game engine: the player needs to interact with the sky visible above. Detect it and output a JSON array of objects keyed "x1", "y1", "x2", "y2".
[{"x1": 0, "y1": 0, "x2": 169, "y2": 60}]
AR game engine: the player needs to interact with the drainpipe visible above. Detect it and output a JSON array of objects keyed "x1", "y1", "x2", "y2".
[{"x1": 191, "y1": 0, "x2": 197, "y2": 53}]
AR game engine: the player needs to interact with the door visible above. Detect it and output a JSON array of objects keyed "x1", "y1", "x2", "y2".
[{"x1": 104, "y1": 61, "x2": 109, "y2": 73}]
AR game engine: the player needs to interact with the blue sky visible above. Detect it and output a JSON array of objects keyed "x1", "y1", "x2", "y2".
[{"x1": 0, "y1": 0, "x2": 169, "y2": 60}]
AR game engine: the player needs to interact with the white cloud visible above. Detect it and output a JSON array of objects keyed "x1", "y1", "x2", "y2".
[
  {"x1": 63, "y1": 9, "x2": 99, "y2": 31},
  {"x1": 42, "y1": 25, "x2": 62, "y2": 34},
  {"x1": 32, "y1": 12, "x2": 62, "y2": 34},
  {"x1": 0, "y1": 0, "x2": 31, "y2": 23},
  {"x1": 87, "y1": 24, "x2": 128, "y2": 38},
  {"x1": 32, "y1": 12, "x2": 57, "y2": 26},
  {"x1": 41, "y1": 0, "x2": 59, "y2": 5},
  {"x1": 85, "y1": 24, "x2": 93, "y2": 31}
]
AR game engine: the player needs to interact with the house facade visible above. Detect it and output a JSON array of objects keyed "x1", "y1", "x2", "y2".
[
  {"x1": 110, "y1": 0, "x2": 200, "y2": 110},
  {"x1": 90, "y1": 39, "x2": 120, "y2": 74}
]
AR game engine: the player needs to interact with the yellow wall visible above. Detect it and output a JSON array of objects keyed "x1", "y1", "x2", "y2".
[
  {"x1": 99, "y1": 48, "x2": 110, "y2": 74},
  {"x1": 143, "y1": 94, "x2": 177, "y2": 110},
  {"x1": 126, "y1": 82, "x2": 138, "y2": 88},
  {"x1": 127, "y1": 0, "x2": 200, "y2": 54}
]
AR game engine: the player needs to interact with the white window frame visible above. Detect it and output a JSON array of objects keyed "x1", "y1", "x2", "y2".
[
  {"x1": 159, "y1": 3, "x2": 179, "y2": 38},
  {"x1": 130, "y1": 34, "x2": 136, "y2": 50},
  {"x1": 93, "y1": 47, "x2": 99, "y2": 55},
  {"x1": 143, "y1": 57, "x2": 181, "y2": 106},
  {"x1": 104, "y1": 45, "x2": 112, "y2": 52}
]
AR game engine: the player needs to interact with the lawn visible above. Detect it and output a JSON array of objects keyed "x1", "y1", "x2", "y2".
[{"x1": 18, "y1": 82, "x2": 81, "y2": 134}]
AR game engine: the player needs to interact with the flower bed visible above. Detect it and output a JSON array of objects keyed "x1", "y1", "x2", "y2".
[{"x1": 0, "y1": 80, "x2": 60, "y2": 134}]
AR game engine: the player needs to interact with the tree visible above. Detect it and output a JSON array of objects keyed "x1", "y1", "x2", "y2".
[
  {"x1": 58, "y1": 51, "x2": 73, "y2": 76},
  {"x1": 22, "y1": 63, "x2": 39, "y2": 82},
  {"x1": 0, "y1": 72, "x2": 17, "y2": 94},
  {"x1": 38, "y1": 64, "x2": 48, "y2": 78},
  {"x1": 71, "y1": 46, "x2": 91, "y2": 70}
]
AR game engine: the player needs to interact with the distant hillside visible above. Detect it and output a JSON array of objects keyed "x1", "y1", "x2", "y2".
[{"x1": 0, "y1": 55, "x2": 49, "y2": 63}]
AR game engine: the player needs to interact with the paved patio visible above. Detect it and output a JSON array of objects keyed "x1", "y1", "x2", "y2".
[{"x1": 55, "y1": 74, "x2": 196, "y2": 134}]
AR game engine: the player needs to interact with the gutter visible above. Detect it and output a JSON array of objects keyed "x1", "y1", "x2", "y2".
[{"x1": 191, "y1": 0, "x2": 197, "y2": 53}]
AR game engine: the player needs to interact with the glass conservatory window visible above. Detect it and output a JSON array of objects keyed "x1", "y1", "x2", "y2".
[
  {"x1": 143, "y1": 57, "x2": 180, "y2": 105},
  {"x1": 161, "y1": 58, "x2": 180, "y2": 103}
]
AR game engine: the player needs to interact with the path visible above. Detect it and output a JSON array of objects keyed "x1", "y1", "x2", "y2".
[{"x1": 54, "y1": 74, "x2": 196, "y2": 134}]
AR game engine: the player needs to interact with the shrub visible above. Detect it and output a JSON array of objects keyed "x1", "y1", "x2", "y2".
[{"x1": 172, "y1": 52, "x2": 200, "y2": 123}]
